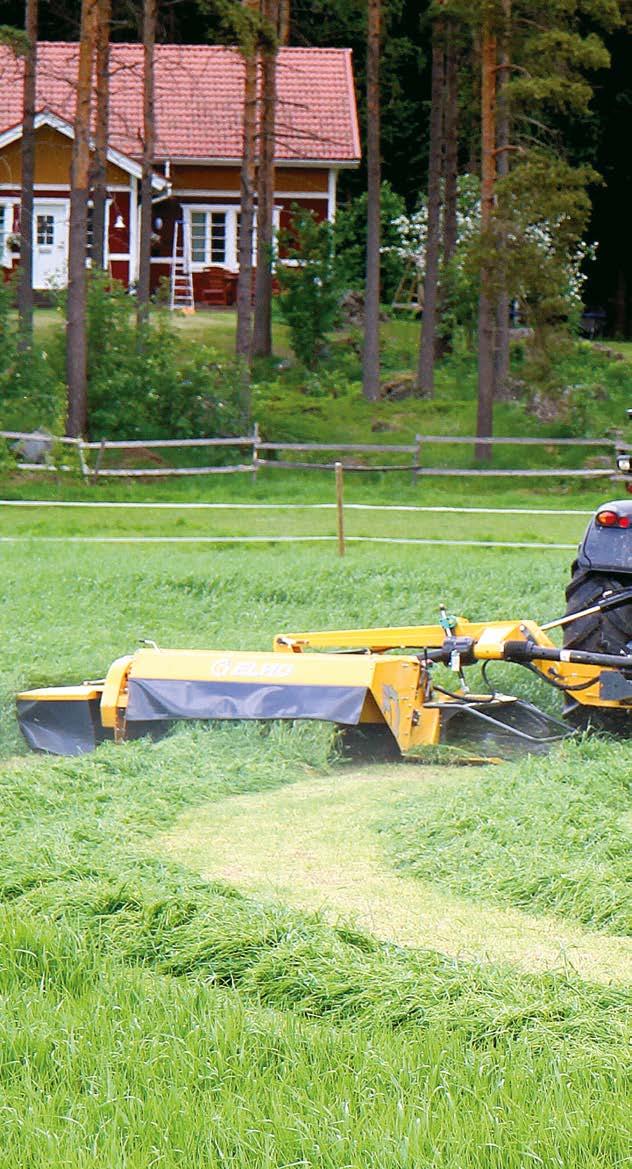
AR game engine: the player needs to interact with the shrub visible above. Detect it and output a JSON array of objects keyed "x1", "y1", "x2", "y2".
[
  {"x1": 81, "y1": 274, "x2": 249, "y2": 440},
  {"x1": 0, "y1": 277, "x2": 65, "y2": 432},
  {"x1": 276, "y1": 208, "x2": 339, "y2": 368}
]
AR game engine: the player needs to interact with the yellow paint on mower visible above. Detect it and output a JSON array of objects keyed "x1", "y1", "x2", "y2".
[{"x1": 16, "y1": 613, "x2": 632, "y2": 756}]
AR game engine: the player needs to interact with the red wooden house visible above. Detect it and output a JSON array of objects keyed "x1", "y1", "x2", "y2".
[{"x1": 0, "y1": 42, "x2": 360, "y2": 305}]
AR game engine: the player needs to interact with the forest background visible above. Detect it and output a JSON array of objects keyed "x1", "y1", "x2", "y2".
[{"x1": 1, "y1": 0, "x2": 632, "y2": 458}]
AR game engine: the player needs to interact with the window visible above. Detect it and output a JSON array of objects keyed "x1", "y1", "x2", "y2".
[
  {"x1": 190, "y1": 211, "x2": 207, "y2": 263},
  {"x1": 185, "y1": 206, "x2": 280, "y2": 272},
  {"x1": 189, "y1": 210, "x2": 227, "y2": 266},
  {"x1": 36, "y1": 214, "x2": 55, "y2": 247}
]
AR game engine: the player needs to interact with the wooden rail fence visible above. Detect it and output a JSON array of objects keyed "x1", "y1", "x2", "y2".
[{"x1": 0, "y1": 426, "x2": 619, "y2": 482}]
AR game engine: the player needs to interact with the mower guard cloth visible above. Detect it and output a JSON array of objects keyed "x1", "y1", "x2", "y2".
[
  {"x1": 16, "y1": 687, "x2": 114, "y2": 756},
  {"x1": 124, "y1": 648, "x2": 406, "y2": 729},
  {"x1": 127, "y1": 677, "x2": 368, "y2": 725}
]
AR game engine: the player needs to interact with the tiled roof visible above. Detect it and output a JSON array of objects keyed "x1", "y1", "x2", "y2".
[{"x1": 0, "y1": 42, "x2": 360, "y2": 164}]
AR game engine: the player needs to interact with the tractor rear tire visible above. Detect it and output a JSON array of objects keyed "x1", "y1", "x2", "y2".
[{"x1": 562, "y1": 565, "x2": 632, "y2": 734}]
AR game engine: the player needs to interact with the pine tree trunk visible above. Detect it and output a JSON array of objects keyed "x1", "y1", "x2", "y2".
[
  {"x1": 236, "y1": 41, "x2": 257, "y2": 360},
  {"x1": 137, "y1": 0, "x2": 156, "y2": 330},
  {"x1": 66, "y1": 0, "x2": 98, "y2": 438},
  {"x1": 493, "y1": 0, "x2": 510, "y2": 400},
  {"x1": 475, "y1": 20, "x2": 496, "y2": 461},
  {"x1": 362, "y1": 0, "x2": 381, "y2": 402},
  {"x1": 415, "y1": 18, "x2": 444, "y2": 397},
  {"x1": 252, "y1": 0, "x2": 278, "y2": 359},
  {"x1": 278, "y1": 0, "x2": 290, "y2": 44},
  {"x1": 92, "y1": 0, "x2": 111, "y2": 272},
  {"x1": 17, "y1": 0, "x2": 37, "y2": 348},
  {"x1": 436, "y1": 20, "x2": 458, "y2": 360}
]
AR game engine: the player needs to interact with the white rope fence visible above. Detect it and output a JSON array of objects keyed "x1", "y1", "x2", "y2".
[
  {"x1": 0, "y1": 500, "x2": 595, "y2": 515},
  {"x1": 0, "y1": 497, "x2": 587, "y2": 552}
]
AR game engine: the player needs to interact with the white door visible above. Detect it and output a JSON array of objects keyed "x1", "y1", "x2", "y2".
[{"x1": 33, "y1": 202, "x2": 69, "y2": 289}]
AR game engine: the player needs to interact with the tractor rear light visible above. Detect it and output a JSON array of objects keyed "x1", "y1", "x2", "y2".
[
  {"x1": 597, "y1": 510, "x2": 619, "y2": 526},
  {"x1": 596, "y1": 510, "x2": 631, "y2": 528}
]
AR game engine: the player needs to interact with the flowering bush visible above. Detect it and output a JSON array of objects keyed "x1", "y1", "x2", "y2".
[{"x1": 382, "y1": 173, "x2": 595, "y2": 338}]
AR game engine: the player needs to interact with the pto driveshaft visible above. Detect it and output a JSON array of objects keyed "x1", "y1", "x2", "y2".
[{"x1": 426, "y1": 636, "x2": 632, "y2": 673}]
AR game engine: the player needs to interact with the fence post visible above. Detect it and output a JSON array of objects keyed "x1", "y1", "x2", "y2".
[
  {"x1": 93, "y1": 438, "x2": 107, "y2": 484},
  {"x1": 335, "y1": 461, "x2": 345, "y2": 557},
  {"x1": 412, "y1": 433, "x2": 422, "y2": 485},
  {"x1": 252, "y1": 421, "x2": 260, "y2": 483},
  {"x1": 77, "y1": 439, "x2": 89, "y2": 479}
]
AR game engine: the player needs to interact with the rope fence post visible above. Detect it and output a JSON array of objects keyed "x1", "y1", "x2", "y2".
[{"x1": 335, "y1": 461, "x2": 345, "y2": 557}]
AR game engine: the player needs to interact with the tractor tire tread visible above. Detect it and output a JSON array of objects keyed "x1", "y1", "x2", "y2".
[{"x1": 562, "y1": 569, "x2": 632, "y2": 734}]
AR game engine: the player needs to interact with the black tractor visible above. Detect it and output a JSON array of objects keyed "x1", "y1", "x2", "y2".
[{"x1": 564, "y1": 492, "x2": 632, "y2": 730}]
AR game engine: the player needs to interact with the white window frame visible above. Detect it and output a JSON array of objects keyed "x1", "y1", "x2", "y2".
[
  {"x1": 184, "y1": 204, "x2": 237, "y2": 271},
  {"x1": 183, "y1": 203, "x2": 281, "y2": 273},
  {"x1": 0, "y1": 199, "x2": 18, "y2": 269}
]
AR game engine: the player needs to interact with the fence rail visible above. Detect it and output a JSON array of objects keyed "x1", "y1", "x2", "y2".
[{"x1": 1, "y1": 426, "x2": 620, "y2": 482}]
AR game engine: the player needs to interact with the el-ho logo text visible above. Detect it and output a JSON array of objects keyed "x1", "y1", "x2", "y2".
[{"x1": 210, "y1": 657, "x2": 294, "y2": 680}]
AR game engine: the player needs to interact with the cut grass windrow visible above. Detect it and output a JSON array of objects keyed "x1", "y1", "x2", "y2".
[
  {"x1": 154, "y1": 768, "x2": 632, "y2": 985},
  {"x1": 382, "y1": 737, "x2": 632, "y2": 936},
  {"x1": 0, "y1": 724, "x2": 629, "y2": 1055}
]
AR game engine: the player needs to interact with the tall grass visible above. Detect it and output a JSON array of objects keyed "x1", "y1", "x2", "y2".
[
  {"x1": 1, "y1": 536, "x2": 632, "y2": 1162},
  {"x1": 0, "y1": 914, "x2": 628, "y2": 1168},
  {"x1": 382, "y1": 737, "x2": 632, "y2": 935}
]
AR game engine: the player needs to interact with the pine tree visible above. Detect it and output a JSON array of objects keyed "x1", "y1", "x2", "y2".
[
  {"x1": 252, "y1": 0, "x2": 280, "y2": 359},
  {"x1": 17, "y1": 0, "x2": 37, "y2": 348},
  {"x1": 66, "y1": 0, "x2": 98, "y2": 438},
  {"x1": 235, "y1": 0, "x2": 259, "y2": 361},
  {"x1": 362, "y1": 0, "x2": 381, "y2": 401},
  {"x1": 137, "y1": 0, "x2": 157, "y2": 331},
  {"x1": 416, "y1": 12, "x2": 445, "y2": 397},
  {"x1": 475, "y1": 13, "x2": 496, "y2": 460},
  {"x1": 91, "y1": 0, "x2": 111, "y2": 272}
]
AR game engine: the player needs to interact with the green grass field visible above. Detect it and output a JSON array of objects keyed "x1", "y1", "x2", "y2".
[{"x1": 1, "y1": 495, "x2": 631, "y2": 1166}]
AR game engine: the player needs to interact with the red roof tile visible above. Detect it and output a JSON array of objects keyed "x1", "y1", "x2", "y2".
[{"x1": 0, "y1": 42, "x2": 360, "y2": 164}]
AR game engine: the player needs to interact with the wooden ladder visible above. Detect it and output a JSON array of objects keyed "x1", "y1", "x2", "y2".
[
  {"x1": 169, "y1": 220, "x2": 195, "y2": 313},
  {"x1": 391, "y1": 258, "x2": 423, "y2": 314}
]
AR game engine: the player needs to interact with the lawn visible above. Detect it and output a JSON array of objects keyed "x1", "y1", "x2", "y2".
[{"x1": 0, "y1": 515, "x2": 631, "y2": 1165}]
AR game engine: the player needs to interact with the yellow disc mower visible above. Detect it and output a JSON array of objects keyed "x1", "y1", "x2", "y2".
[{"x1": 16, "y1": 500, "x2": 632, "y2": 756}]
